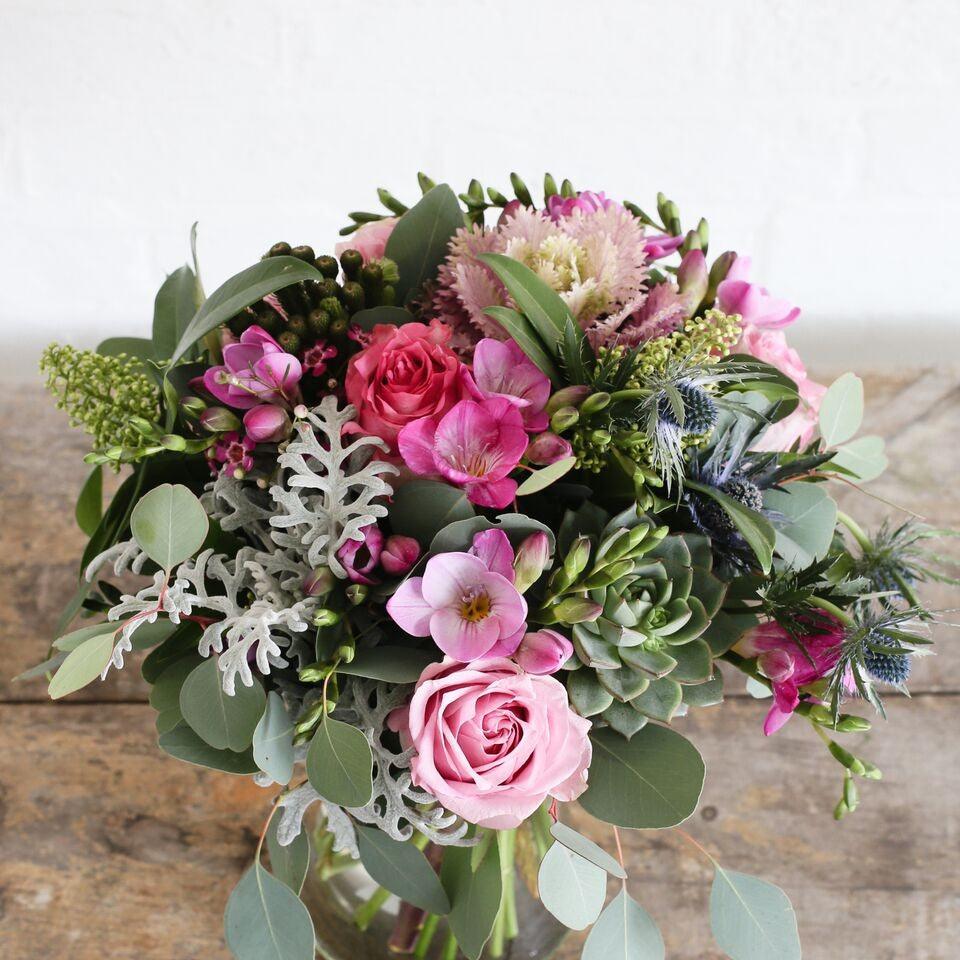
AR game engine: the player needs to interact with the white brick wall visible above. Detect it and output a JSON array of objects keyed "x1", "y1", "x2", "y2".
[{"x1": 2, "y1": 0, "x2": 958, "y2": 378}]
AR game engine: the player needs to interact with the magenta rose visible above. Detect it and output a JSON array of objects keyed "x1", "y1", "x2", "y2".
[
  {"x1": 345, "y1": 321, "x2": 474, "y2": 453},
  {"x1": 335, "y1": 217, "x2": 397, "y2": 263},
  {"x1": 394, "y1": 658, "x2": 592, "y2": 828}
]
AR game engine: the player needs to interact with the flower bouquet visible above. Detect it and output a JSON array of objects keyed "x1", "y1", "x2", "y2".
[{"x1": 32, "y1": 174, "x2": 956, "y2": 960}]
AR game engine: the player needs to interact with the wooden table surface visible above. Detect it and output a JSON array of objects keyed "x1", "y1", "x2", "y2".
[{"x1": 2, "y1": 373, "x2": 959, "y2": 959}]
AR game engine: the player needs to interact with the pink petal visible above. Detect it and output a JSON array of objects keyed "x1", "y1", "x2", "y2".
[
  {"x1": 421, "y1": 553, "x2": 488, "y2": 608},
  {"x1": 430, "y1": 608, "x2": 501, "y2": 660},
  {"x1": 386, "y1": 578, "x2": 433, "y2": 636},
  {"x1": 397, "y1": 416, "x2": 441, "y2": 476},
  {"x1": 465, "y1": 477, "x2": 517, "y2": 509},
  {"x1": 470, "y1": 529, "x2": 516, "y2": 581}
]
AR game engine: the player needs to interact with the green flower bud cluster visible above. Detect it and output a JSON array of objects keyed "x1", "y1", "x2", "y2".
[{"x1": 40, "y1": 344, "x2": 161, "y2": 467}]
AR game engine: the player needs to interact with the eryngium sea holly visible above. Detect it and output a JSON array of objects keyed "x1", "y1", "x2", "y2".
[{"x1": 543, "y1": 506, "x2": 727, "y2": 736}]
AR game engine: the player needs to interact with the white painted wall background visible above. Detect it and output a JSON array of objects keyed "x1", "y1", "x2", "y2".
[{"x1": 2, "y1": 0, "x2": 959, "y2": 380}]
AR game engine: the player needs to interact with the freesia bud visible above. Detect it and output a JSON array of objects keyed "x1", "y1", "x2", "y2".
[
  {"x1": 580, "y1": 392, "x2": 611, "y2": 416},
  {"x1": 180, "y1": 395, "x2": 207, "y2": 418},
  {"x1": 313, "y1": 608, "x2": 341, "y2": 628},
  {"x1": 513, "y1": 532, "x2": 551, "y2": 593},
  {"x1": 564, "y1": 536, "x2": 593, "y2": 582},
  {"x1": 199, "y1": 406, "x2": 241, "y2": 433},
  {"x1": 525, "y1": 432, "x2": 573, "y2": 466},
  {"x1": 550, "y1": 406, "x2": 580, "y2": 434},
  {"x1": 380, "y1": 535, "x2": 421, "y2": 576},
  {"x1": 243, "y1": 404, "x2": 292, "y2": 443},
  {"x1": 335, "y1": 524, "x2": 384, "y2": 584},
  {"x1": 677, "y1": 249, "x2": 708, "y2": 318},
  {"x1": 515, "y1": 629, "x2": 573, "y2": 675},
  {"x1": 303, "y1": 567, "x2": 335, "y2": 597},
  {"x1": 546, "y1": 385, "x2": 591, "y2": 415}
]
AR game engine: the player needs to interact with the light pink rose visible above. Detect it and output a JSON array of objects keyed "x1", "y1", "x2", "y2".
[
  {"x1": 335, "y1": 217, "x2": 397, "y2": 263},
  {"x1": 395, "y1": 658, "x2": 592, "y2": 827},
  {"x1": 717, "y1": 256, "x2": 800, "y2": 330},
  {"x1": 345, "y1": 321, "x2": 475, "y2": 454}
]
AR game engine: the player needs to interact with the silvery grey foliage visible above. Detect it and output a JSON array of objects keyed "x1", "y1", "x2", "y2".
[
  {"x1": 84, "y1": 537, "x2": 151, "y2": 581},
  {"x1": 269, "y1": 397, "x2": 398, "y2": 579},
  {"x1": 203, "y1": 471, "x2": 275, "y2": 549}
]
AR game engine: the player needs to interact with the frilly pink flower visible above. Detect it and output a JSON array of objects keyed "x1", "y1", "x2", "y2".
[
  {"x1": 546, "y1": 190, "x2": 619, "y2": 221},
  {"x1": 392, "y1": 657, "x2": 592, "y2": 828},
  {"x1": 472, "y1": 338, "x2": 550, "y2": 431},
  {"x1": 397, "y1": 397, "x2": 528, "y2": 509},
  {"x1": 208, "y1": 431, "x2": 256, "y2": 478},
  {"x1": 387, "y1": 552, "x2": 527, "y2": 661},
  {"x1": 717, "y1": 256, "x2": 801, "y2": 330},
  {"x1": 335, "y1": 217, "x2": 397, "y2": 263},
  {"x1": 515, "y1": 629, "x2": 573, "y2": 675}
]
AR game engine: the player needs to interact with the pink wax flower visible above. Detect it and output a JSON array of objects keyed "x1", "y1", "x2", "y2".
[
  {"x1": 391, "y1": 658, "x2": 592, "y2": 828},
  {"x1": 546, "y1": 190, "x2": 619, "y2": 221},
  {"x1": 303, "y1": 341, "x2": 337, "y2": 378},
  {"x1": 643, "y1": 234, "x2": 685, "y2": 260},
  {"x1": 717, "y1": 257, "x2": 800, "y2": 330},
  {"x1": 381, "y1": 535, "x2": 421, "y2": 576},
  {"x1": 345, "y1": 321, "x2": 474, "y2": 454},
  {"x1": 336, "y1": 524, "x2": 384, "y2": 585},
  {"x1": 736, "y1": 617, "x2": 845, "y2": 735},
  {"x1": 515, "y1": 629, "x2": 573, "y2": 675},
  {"x1": 387, "y1": 552, "x2": 527, "y2": 661},
  {"x1": 242, "y1": 404, "x2": 291, "y2": 444},
  {"x1": 202, "y1": 325, "x2": 302, "y2": 410},
  {"x1": 398, "y1": 397, "x2": 528, "y2": 509},
  {"x1": 335, "y1": 217, "x2": 397, "y2": 263},
  {"x1": 525, "y1": 431, "x2": 573, "y2": 465},
  {"x1": 208, "y1": 431, "x2": 256, "y2": 478},
  {"x1": 472, "y1": 338, "x2": 550, "y2": 431}
]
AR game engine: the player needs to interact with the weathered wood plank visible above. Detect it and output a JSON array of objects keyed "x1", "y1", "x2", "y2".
[{"x1": 1, "y1": 698, "x2": 956, "y2": 960}]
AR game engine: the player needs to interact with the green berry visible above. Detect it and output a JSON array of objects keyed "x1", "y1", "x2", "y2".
[
  {"x1": 342, "y1": 281, "x2": 365, "y2": 314},
  {"x1": 314, "y1": 255, "x2": 339, "y2": 279},
  {"x1": 267, "y1": 241, "x2": 291, "y2": 258},
  {"x1": 278, "y1": 331, "x2": 301, "y2": 354},
  {"x1": 308, "y1": 309, "x2": 330, "y2": 337},
  {"x1": 340, "y1": 249, "x2": 363, "y2": 280}
]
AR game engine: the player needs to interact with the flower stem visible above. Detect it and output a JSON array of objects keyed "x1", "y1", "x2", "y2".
[
  {"x1": 836, "y1": 511, "x2": 872, "y2": 551},
  {"x1": 353, "y1": 886, "x2": 392, "y2": 931},
  {"x1": 440, "y1": 931, "x2": 458, "y2": 960},
  {"x1": 413, "y1": 913, "x2": 440, "y2": 960},
  {"x1": 808, "y1": 595, "x2": 856, "y2": 627}
]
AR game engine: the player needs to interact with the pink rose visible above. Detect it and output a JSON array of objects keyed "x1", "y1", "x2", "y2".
[
  {"x1": 335, "y1": 217, "x2": 397, "y2": 263},
  {"x1": 396, "y1": 658, "x2": 592, "y2": 827},
  {"x1": 717, "y1": 256, "x2": 800, "y2": 330},
  {"x1": 345, "y1": 321, "x2": 474, "y2": 453}
]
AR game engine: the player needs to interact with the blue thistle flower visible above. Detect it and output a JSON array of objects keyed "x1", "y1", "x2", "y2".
[
  {"x1": 657, "y1": 380, "x2": 718, "y2": 435},
  {"x1": 864, "y1": 648, "x2": 912, "y2": 685}
]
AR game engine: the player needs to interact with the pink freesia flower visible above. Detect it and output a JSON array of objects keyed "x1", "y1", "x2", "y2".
[
  {"x1": 525, "y1": 432, "x2": 573, "y2": 465},
  {"x1": 336, "y1": 524, "x2": 384, "y2": 585},
  {"x1": 381, "y1": 535, "x2": 421, "y2": 576},
  {"x1": 643, "y1": 234, "x2": 685, "y2": 260},
  {"x1": 717, "y1": 257, "x2": 800, "y2": 330},
  {"x1": 387, "y1": 552, "x2": 527, "y2": 661},
  {"x1": 203, "y1": 325, "x2": 302, "y2": 410},
  {"x1": 546, "y1": 190, "x2": 619, "y2": 221},
  {"x1": 469, "y1": 528, "x2": 516, "y2": 582},
  {"x1": 392, "y1": 657, "x2": 592, "y2": 828},
  {"x1": 736, "y1": 617, "x2": 845, "y2": 735},
  {"x1": 335, "y1": 217, "x2": 397, "y2": 263},
  {"x1": 515, "y1": 629, "x2": 573, "y2": 675},
  {"x1": 472, "y1": 338, "x2": 550, "y2": 431},
  {"x1": 242, "y1": 404, "x2": 291, "y2": 443},
  {"x1": 398, "y1": 398, "x2": 528, "y2": 508}
]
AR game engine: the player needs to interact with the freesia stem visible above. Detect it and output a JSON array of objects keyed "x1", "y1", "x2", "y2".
[
  {"x1": 807, "y1": 595, "x2": 856, "y2": 627},
  {"x1": 354, "y1": 886, "x2": 392, "y2": 931}
]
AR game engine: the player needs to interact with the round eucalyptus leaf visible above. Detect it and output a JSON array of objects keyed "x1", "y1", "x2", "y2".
[
  {"x1": 710, "y1": 868, "x2": 801, "y2": 960},
  {"x1": 549, "y1": 821, "x2": 627, "y2": 879},
  {"x1": 266, "y1": 817, "x2": 309, "y2": 895},
  {"x1": 253, "y1": 692, "x2": 295, "y2": 785},
  {"x1": 390, "y1": 480, "x2": 475, "y2": 547},
  {"x1": 305, "y1": 717, "x2": 374, "y2": 808},
  {"x1": 537, "y1": 841, "x2": 606, "y2": 930},
  {"x1": 130, "y1": 483, "x2": 209, "y2": 570},
  {"x1": 179, "y1": 657, "x2": 266, "y2": 752},
  {"x1": 818, "y1": 372, "x2": 863, "y2": 447},
  {"x1": 158, "y1": 723, "x2": 258, "y2": 774},
  {"x1": 582, "y1": 889, "x2": 664, "y2": 960}
]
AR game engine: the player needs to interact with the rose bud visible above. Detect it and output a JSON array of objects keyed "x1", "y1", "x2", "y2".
[
  {"x1": 199, "y1": 406, "x2": 241, "y2": 433},
  {"x1": 526, "y1": 432, "x2": 573, "y2": 466},
  {"x1": 243, "y1": 404, "x2": 292, "y2": 444},
  {"x1": 515, "y1": 629, "x2": 574, "y2": 675},
  {"x1": 381, "y1": 535, "x2": 421, "y2": 576},
  {"x1": 513, "y1": 531, "x2": 550, "y2": 594}
]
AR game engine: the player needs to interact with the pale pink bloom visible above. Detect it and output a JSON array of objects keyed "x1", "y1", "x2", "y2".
[
  {"x1": 546, "y1": 190, "x2": 619, "y2": 221},
  {"x1": 472, "y1": 338, "x2": 550, "y2": 431},
  {"x1": 387, "y1": 552, "x2": 527, "y2": 661},
  {"x1": 336, "y1": 524, "x2": 384, "y2": 585},
  {"x1": 717, "y1": 256, "x2": 800, "y2": 329},
  {"x1": 393, "y1": 657, "x2": 592, "y2": 827},
  {"x1": 398, "y1": 397, "x2": 528, "y2": 509},
  {"x1": 525, "y1": 432, "x2": 573, "y2": 465},
  {"x1": 203, "y1": 325, "x2": 302, "y2": 410},
  {"x1": 737, "y1": 617, "x2": 845, "y2": 735},
  {"x1": 515, "y1": 629, "x2": 573, "y2": 675},
  {"x1": 335, "y1": 217, "x2": 397, "y2": 263},
  {"x1": 381, "y1": 535, "x2": 421, "y2": 576},
  {"x1": 512, "y1": 532, "x2": 551, "y2": 594},
  {"x1": 643, "y1": 234, "x2": 685, "y2": 260},
  {"x1": 242, "y1": 404, "x2": 291, "y2": 443}
]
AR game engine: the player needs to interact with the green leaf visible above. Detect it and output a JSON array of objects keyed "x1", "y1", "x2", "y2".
[
  {"x1": 170, "y1": 256, "x2": 322, "y2": 366},
  {"x1": 430, "y1": 513, "x2": 556, "y2": 556},
  {"x1": 149, "y1": 655, "x2": 203, "y2": 715},
  {"x1": 537, "y1": 841, "x2": 606, "y2": 930},
  {"x1": 153, "y1": 265, "x2": 198, "y2": 360},
  {"x1": 97, "y1": 336, "x2": 156, "y2": 362},
  {"x1": 141, "y1": 621, "x2": 203, "y2": 683},
  {"x1": 389, "y1": 480, "x2": 475, "y2": 547},
  {"x1": 549, "y1": 821, "x2": 627, "y2": 879},
  {"x1": 561, "y1": 315, "x2": 590, "y2": 384},
  {"x1": 53, "y1": 621, "x2": 116, "y2": 652},
  {"x1": 355, "y1": 824, "x2": 451, "y2": 914},
  {"x1": 763, "y1": 484, "x2": 837, "y2": 570},
  {"x1": 701, "y1": 611, "x2": 758, "y2": 657},
  {"x1": 129, "y1": 618, "x2": 177, "y2": 652},
  {"x1": 224, "y1": 864, "x2": 315, "y2": 960},
  {"x1": 685, "y1": 479, "x2": 775, "y2": 574},
  {"x1": 13, "y1": 652, "x2": 67, "y2": 682},
  {"x1": 440, "y1": 843, "x2": 502, "y2": 960},
  {"x1": 669, "y1": 639, "x2": 714, "y2": 684},
  {"x1": 582, "y1": 889, "x2": 665, "y2": 960},
  {"x1": 253, "y1": 692, "x2": 295, "y2": 785},
  {"x1": 350, "y1": 306, "x2": 414, "y2": 331},
  {"x1": 483, "y1": 305, "x2": 563, "y2": 387},
  {"x1": 48, "y1": 628, "x2": 116, "y2": 699},
  {"x1": 631, "y1": 677, "x2": 683, "y2": 722},
  {"x1": 818, "y1": 372, "x2": 863, "y2": 447},
  {"x1": 179, "y1": 658, "x2": 266, "y2": 752},
  {"x1": 75, "y1": 465, "x2": 103, "y2": 537},
  {"x1": 306, "y1": 717, "x2": 374, "y2": 807},
  {"x1": 710, "y1": 868, "x2": 801, "y2": 960},
  {"x1": 385, "y1": 184, "x2": 464, "y2": 304},
  {"x1": 580, "y1": 725, "x2": 705, "y2": 829},
  {"x1": 682, "y1": 671, "x2": 725, "y2": 708},
  {"x1": 337, "y1": 647, "x2": 439, "y2": 683},
  {"x1": 516, "y1": 456, "x2": 577, "y2": 496},
  {"x1": 158, "y1": 723, "x2": 259, "y2": 774},
  {"x1": 130, "y1": 483, "x2": 209, "y2": 570},
  {"x1": 830, "y1": 435, "x2": 888, "y2": 482},
  {"x1": 266, "y1": 817, "x2": 309, "y2": 895}
]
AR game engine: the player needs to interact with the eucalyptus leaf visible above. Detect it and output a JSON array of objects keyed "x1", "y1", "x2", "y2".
[
  {"x1": 389, "y1": 480, "x2": 475, "y2": 547},
  {"x1": 47, "y1": 628, "x2": 115, "y2": 699},
  {"x1": 350, "y1": 306, "x2": 414, "y2": 331},
  {"x1": 549, "y1": 821, "x2": 627, "y2": 878},
  {"x1": 253, "y1": 692, "x2": 295, "y2": 785},
  {"x1": 130, "y1": 483, "x2": 209, "y2": 570},
  {"x1": 580, "y1": 726, "x2": 705, "y2": 829},
  {"x1": 440, "y1": 843, "x2": 502, "y2": 960},
  {"x1": 13, "y1": 652, "x2": 67, "y2": 682},
  {"x1": 764, "y1": 484, "x2": 837, "y2": 569},
  {"x1": 830, "y1": 435, "x2": 888, "y2": 482},
  {"x1": 538, "y1": 841, "x2": 606, "y2": 930},
  {"x1": 430, "y1": 513, "x2": 556, "y2": 556},
  {"x1": 266, "y1": 817, "x2": 309, "y2": 895},
  {"x1": 141, "y1": 621, "x2": 203, "y2": 683},
  {"x1": 54, "y1": 621, "x2": 117, "y2": 652},
  {"x1": 818, "y1": 372, "x2": 863, "y2": 447},
  {"x1": 337, "y1": 647, "x2": 439, "y2": 683},
  {"x1": 158, "y1": 723, "x2": 259, "y2": 774},
  {"x1": 149, "y1": 655, "x2": 203, "y2": 714},
  {"x1": 355, "y1": 824, "x2": 450, "y2": 915},
  {"x1": 582, "y1": 889, "x2": 665, "y2": 960},
  {"x1": 75, "y1": 465, "x2": 103, "y2": 537},
  {"x1": 306, "y1": 717, "x2": 374, "y2": 807},
  {"x1": 179, "y1": 658, "x2": 266, "y2": 752},
  {"x1": 224, "y1": 863, "x2": 315, "y2": 960},
  {"x1": 97, "y1": 336, "x2": 156, "y2": 362},
  {"x1": 710, "y1": 868, "x2": 801, "y2": 960},
  {"x1": 516, "y1": 456, "x2": 577, "y2": 496}
]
